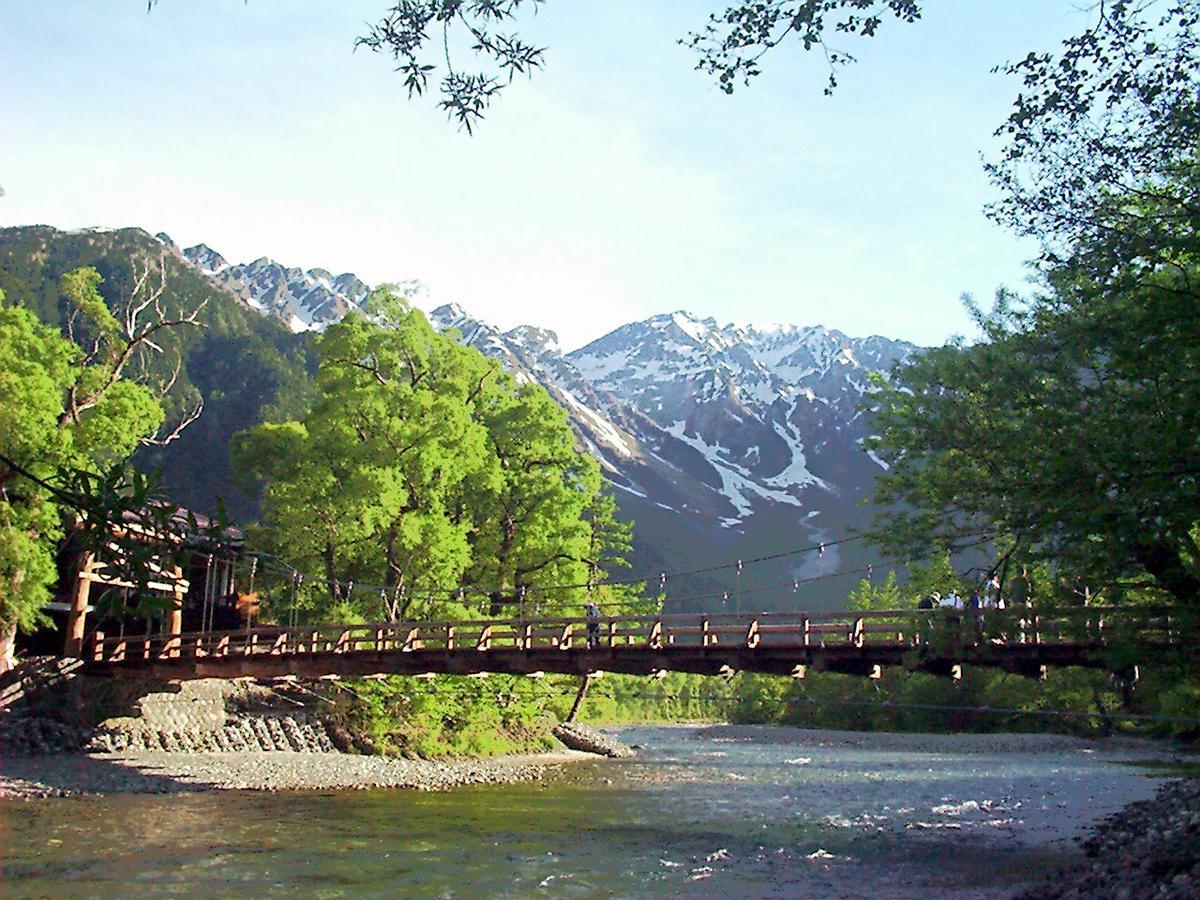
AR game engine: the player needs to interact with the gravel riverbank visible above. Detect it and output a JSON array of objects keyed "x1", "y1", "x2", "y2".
[
  {"x1": 1017, "y1": 778, "x2": 1200, "y2": 900},
  {"x1": 0, "y1": 748, "x2": 594, "y2": 800}
]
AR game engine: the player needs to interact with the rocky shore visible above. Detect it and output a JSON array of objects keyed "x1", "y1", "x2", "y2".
[
  {"x1": 553, "y1": 721, "x2": 637, "y2": 757},
  {"x1": 0, "y1": 747, "x2": 595, "y2": 800},
  {"x1": 1018, "y1": 778, "x2": 1200, "y2": 900},
  {"x1": 0, "y1": 663, "x2": 637, "y2": 801}
]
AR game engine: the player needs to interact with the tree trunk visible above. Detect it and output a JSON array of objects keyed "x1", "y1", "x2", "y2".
[
  {"x1": 322, "y1": 543, "x2": 339, "y2": 604},
  {"x1": 0, "y1": 620, "x2": 17, "y2": 675},
  {"x1": 566, "y1": 676, "x2": 589, "y2": 723}
]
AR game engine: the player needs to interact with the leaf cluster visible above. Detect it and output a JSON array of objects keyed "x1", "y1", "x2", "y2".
[
  {"x1": 682, "y1": 0, "x2": 920, "y2": 95},
  {"x1": 234, "y1": 287, "x2": 635, "y2": 623},
  {"x1": 356, "y1": 0, "x2": 546, "y2": 133}
]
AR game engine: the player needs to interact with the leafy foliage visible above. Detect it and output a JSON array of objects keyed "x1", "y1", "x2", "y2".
[
  {"x1": 331, "y1": 675, "x2": 558, "y2": 758},
  {"x1": 986, "y1": 1, "x2": 1200, "y2": 276},
  {"x1": 868, "y1": 203, "x2": 1200, "y2": 608},
  {"x1": 0, "y1": 226, "x2": 315, "y2": 522},
  {"x1": 233, "y1": 287, "x2": 636, "y2": 622},
  {"x1": 356, "y1": 0, "x2": 547, "y2": 133},
  {"x1": 348, "y1": 0, "x2": 925, "y2": 129},
  {"x1": 683, "y1": 0, "x2": 920, "y2": 95},
  {"x1": 0, "y1": 272, "x2": 170, "y2": 640}
]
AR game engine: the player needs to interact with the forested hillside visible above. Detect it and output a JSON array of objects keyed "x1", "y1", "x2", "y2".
[{"x1": 0, "y1": 226, "x2": 313, "y2": 521}]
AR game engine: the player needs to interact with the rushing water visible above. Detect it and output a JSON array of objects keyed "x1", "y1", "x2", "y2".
[{"x1": 0, "y1": 726, "x2": 1171, "y2": 898}]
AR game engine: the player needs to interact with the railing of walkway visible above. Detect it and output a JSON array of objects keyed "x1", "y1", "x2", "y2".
[{"x1": 89, "y1": 606, "x2": 1180, "y2": 665}]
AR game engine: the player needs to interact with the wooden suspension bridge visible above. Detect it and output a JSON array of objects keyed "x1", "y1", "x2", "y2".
[{"x1": 82, "y1": 606, "x2": 1177, "y2": 682}]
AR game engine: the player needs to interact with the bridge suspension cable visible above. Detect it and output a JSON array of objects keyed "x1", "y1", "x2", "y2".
[{"x1": 238, "y1": 528, "x2": 998, "y2": 615}]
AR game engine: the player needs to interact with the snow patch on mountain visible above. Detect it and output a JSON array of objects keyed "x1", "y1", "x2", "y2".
[
  {"x1": 180, "y1": 244, "x2": 370, "y2": 332},
  {"x1": 174, "y1": 236, "x2": 916, "y2": 531}
]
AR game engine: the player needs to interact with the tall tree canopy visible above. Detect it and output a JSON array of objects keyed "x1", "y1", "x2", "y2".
[
  {"x1": 233, "y1": 289, "x2": 633, "y2": 623},
  {"x1": 0, "y1": 261, "x2": 205, "y2": 667},
  {"x1": 858, "y1": 2, "x2": 1200, "y2": 610}
]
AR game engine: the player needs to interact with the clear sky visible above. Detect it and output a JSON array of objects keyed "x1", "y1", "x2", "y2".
[{"x1": 1, "y1": 1, "x2": 1094, "y2": 350}]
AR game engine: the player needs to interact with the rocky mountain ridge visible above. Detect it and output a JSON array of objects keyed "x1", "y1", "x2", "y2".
[
  {"x1": 164, "y1": 239, "x2": 916, "y2": 540},
  {"x1": 161, "y1": 234, "x2": 372, "y2": 333},
  {"x1": 155, "y1": 235, "x2": 919, "y2": 598}
]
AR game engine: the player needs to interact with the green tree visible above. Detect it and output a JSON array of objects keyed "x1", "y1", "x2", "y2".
[
  {"x1": 234, "y1": 288, "x2": 633, "y2": 624},
  {"x1": 462, "y1": 380, "x2": 602, "y2": 615},
  {"x1": 868, "y1": 221, "x2": 1200, "y2": 608},
  {"x1": 0, "y1": 261, "x2": 204, "y2": 669},
  {"x1": 234, "y1": 291, "x2": 494, "y2": 619}
]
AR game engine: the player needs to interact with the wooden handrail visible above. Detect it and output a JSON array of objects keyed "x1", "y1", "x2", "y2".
[{"x1": 87, "y1": 605, "x2": 1183, "y2": 666}]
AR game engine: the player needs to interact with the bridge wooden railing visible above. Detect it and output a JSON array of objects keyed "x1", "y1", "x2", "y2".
[{"x1": 89, "y1": 606, "x2": 1179, "y2": 665}]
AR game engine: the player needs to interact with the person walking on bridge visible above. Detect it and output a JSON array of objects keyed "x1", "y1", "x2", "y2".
[{"x1": 586, "y1": 602, "x2": 601, "y2": 650}]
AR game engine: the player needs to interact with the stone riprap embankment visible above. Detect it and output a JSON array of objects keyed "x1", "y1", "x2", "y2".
[
  {"x1": 88, "y1": 712, "x2": 340, "y2": 754},
  {"x1": 0, "y1": 660, "x2": 606, "y2": 799},
  {"x1": 553, "y1": 722, "x2": 635, "y2": 757},
  {"x1": 1018, "y1": 778, "x2": 1200, "y2": 900}
]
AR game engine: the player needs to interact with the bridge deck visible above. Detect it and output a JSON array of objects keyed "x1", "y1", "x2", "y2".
[{"x1": 83, "y1": 607, "x2": 1176, "y2": 681}]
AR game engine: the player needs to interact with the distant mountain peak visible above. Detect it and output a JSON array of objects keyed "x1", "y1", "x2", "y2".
[
  {"x1": 169, "y1": 229, "x2": 915, "y2": 531},
  {"x1": 430, "y1": 301, "x2": 470, "y2": 322},
  {"x1": 183, "y1": 242, "x2": 229, "y2": 275},
  {"x1": 180, "y1": 245, "x2": 370, "y2": 333},
  {"x1": 505, "y1": 324, "x2": 561, "y2": 358}
]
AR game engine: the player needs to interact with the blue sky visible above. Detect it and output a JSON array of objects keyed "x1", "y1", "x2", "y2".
[{"x1": 1, "y1": 2, "x2": 1093, "y2": 350}]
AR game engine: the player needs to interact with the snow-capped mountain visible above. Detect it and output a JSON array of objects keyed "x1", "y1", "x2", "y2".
[
  {"x1": 165, "y1": 236, "x2": 372, "y2": 333},
  {"x1": 568, "y1": 311, "x2": 913, "y2": 523},
  {"x1": 427, "y1": 305, "x2": 915, "y2": 532},
  {"x1": 168, "y1": 238, "x2": 916, "y2": 595}
]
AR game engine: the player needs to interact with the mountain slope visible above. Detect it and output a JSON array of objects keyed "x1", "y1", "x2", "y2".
[
  {"x1": 1, "y1": 226, "x2": 918, "y2": 611},
  {"x1": 179, "y1": 240, "x2": 370, "y2": 333},
  {"x1": 0, "y1": 226, "x2": 314, "y2": 521}
]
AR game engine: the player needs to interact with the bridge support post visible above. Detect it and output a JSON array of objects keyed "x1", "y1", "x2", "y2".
[
  {"x1": 63, "y1": 552, "x2": 97, "y2": 658},
  {"x1": 565, "y1": 675, "x2": 589, "y2": 723},
  {"x1": 164, "y1": 564, "x2": 184, "y2": 659}
]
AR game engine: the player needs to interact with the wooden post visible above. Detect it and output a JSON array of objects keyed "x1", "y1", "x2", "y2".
[
  {"x1": 565, "y1": 675, "x2": 589, "y2": 723},
  {"x1": 63, "y1": 552, "x2": 96, "y2": 658},
  {"x1": 166, "y1": 564, "x2": 184, "y2": 658}
]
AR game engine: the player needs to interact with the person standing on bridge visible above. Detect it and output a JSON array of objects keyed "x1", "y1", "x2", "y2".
[
  {"x1": 968, "y1": 590, "x2": 985, "y2": 644},
  {"x1": 941, "y1": 589, "x2": 964, "y2": 637},
  {"x1": 586, "y1": 602, "x2": 601, "y2": 650}
]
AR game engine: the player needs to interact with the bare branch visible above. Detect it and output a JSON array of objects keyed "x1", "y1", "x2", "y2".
[{"x1": 141, "y1": 399, "x2": 204, "y2": 447}]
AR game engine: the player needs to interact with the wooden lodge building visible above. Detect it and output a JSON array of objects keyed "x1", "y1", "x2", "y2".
[{"x1": 22, "y1": 505, "x2": 253, "y2": 659}]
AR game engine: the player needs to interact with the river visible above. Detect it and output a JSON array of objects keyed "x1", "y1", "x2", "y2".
[{"x1": 0, "y1": 725, "x2": 1172, "y2": 897}]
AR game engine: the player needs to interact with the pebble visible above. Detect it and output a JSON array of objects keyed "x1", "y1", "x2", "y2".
[{"x1": 1016, "y1": 779, "x2": 1200, "y2": 900}]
